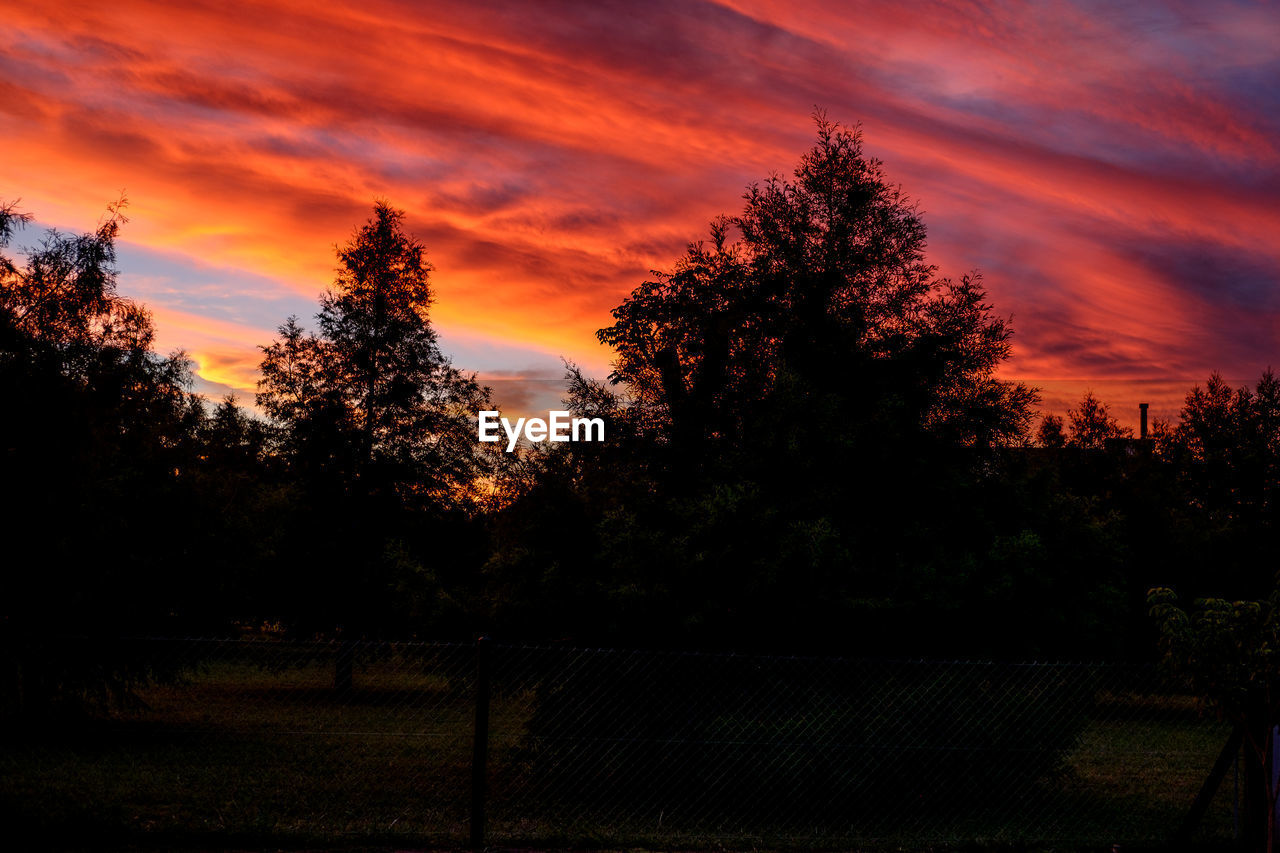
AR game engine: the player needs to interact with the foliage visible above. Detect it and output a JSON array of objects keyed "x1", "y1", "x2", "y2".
[
  {"x1": 598, "y1": 114, "x2": 1036, "y2": 454},
  {"x1": 1163, "y1": 371, "x2": 1280, "y2": 525},
  {"x1": 4, "y1": 114, "x2": 1280, "y2": 677},
  {"x1": 0, "y1": 197, "x2": 207, "y2": 634},
  {"x1": 488, "y1": 116, "x2": 1089, "y2": 655},
  {"x1": 0, "y1": 199, "x2": 211, "y2": 714},
  {"x1": 1067, "y1": 391, "x2": 1132, "y2": 448},
  {"x1": 256, "y1": 201, "x2": 495, "y2": 641},
  {"x1": 1037, "y1": 412, "x2": 1067, "y2": 447},
  {"x1": 1149, "y1": 587, "x2": 1280, "y2": 717},
  {"x1": 258, "y1": 201, "x2": 494, "y2": 506},
  {"x1": 1149, "y1": 586, "x2": 1280, "y2": 850},
  {"x1": 1147, "y1": 371, "x2": 1280, "y2": 602}
]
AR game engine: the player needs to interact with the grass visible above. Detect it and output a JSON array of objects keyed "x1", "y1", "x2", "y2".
[
  {"x1": 0, "y1": 656, "x2": 1240, "y2": 848},
  {"x1": 1, "y1": 656, "x2": 502, "y2": 843}
]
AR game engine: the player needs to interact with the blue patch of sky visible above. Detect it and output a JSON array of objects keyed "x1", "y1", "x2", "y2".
[
  {"x1": 112, "y1": 239, "x2": 316, "y2": 332},
  {"x1": 110, "y1": 232, "x2": 572, "y2": 378}
]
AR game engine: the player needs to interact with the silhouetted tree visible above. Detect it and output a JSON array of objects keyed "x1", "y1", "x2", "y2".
[
  {"x1": 1166, "y1": 371, "x2": 1280, "y2": 520},
  {"x1": 1036, "y1": 413, "x2": 1067, "y2": 448},
  {"x1": 1142, "y1": 373, "x2": 1280, "y2": 846},
  {"x1": 599, "y1": 115, "x2": 1035, "y2": 455},
  {"x1": 258, "y1": 202, "x2": 493, "y2": 683},
  {"x1": 0, "y1": 198, "x2": 210, "y2": 715},
  {"x1": 260, "y1": 202, "x2": 492, "y2": 500},
  {"x1": 1151, "y1": 371, "x2": 1280, "y2": 600},
  {"x1": 1066, "y1": 391, "x2": 1131, "y2": 448},
  {"x1": 488, "y1": 116, "x2": 1062, "y2": 654}
]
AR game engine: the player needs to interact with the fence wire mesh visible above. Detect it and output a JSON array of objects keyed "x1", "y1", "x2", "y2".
[{"x1": 0, "y1": 638, "x2": 1240, "y2": 847}]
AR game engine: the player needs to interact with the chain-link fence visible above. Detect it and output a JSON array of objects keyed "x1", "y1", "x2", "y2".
[{"x1": 0, "y1": 638, "x2": 1241, "y2": 847}]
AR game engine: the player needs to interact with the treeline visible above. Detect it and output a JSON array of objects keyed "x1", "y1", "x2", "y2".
[{"x1": 2, "y1": 118, "x2": 1277, "y2": 683}]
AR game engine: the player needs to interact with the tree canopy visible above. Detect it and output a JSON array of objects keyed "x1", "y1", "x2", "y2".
[
  {"x1": 487, "y1": 116, "x2": 1066, "y2": 653},
  {"x1": 259, "y1": 201, "x2": 493, "y2": 506},
  {"x1": 3, "y1": 115, "x2": 1278, "y2": 677},
  {"x1": 599, "y1": 115, "x2": 1036, "y2": 456},
  {"x1": 255, "y1": 201, "x2": 495, "y2": 644}
]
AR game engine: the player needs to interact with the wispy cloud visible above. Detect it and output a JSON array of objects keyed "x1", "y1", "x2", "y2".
[{"x1": 3, "y1": 0, "x2": 1276, "y2": 424}]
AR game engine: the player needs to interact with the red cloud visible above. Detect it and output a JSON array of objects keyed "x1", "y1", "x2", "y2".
[{"x1": 3, "y1": 0, "x2": 1276, "y2": 424}]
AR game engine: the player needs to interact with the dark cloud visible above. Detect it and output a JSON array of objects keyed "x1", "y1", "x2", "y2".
[{"x1": 1128, "y1": 241, "x2": 1280, "y2": 313}]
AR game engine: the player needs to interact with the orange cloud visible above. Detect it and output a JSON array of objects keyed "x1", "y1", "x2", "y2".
[{"x1": 3, "y1": 0, "x2": 1276, "y2": 422}]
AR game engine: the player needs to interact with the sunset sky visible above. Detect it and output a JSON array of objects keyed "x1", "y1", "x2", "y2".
[{"x1": 3, "y1": 0, "x2": 1277, "y2": 426}]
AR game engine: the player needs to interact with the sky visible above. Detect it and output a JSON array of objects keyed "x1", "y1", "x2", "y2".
[{"x1": 3, "y1": 0, "x2": 1278, "y2": 427}]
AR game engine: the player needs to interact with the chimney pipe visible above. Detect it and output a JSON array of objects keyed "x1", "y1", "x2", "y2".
[{"x1": 1139, "y1": 403, "x2": 1149, "y2": 439}]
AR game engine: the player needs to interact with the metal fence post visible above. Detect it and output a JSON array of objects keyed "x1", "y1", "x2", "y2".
[
  {"x1": 1175, "y1": 725, "x2": 1243, "y2": 843},
  {"x1": 470, "y1": 635, "x2": 491, "y2": 848}
]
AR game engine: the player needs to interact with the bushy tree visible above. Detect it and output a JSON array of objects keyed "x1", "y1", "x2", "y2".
[
  {"x1": 0, "y1": 199, "x2": 214, "y2": 715},
  {"x1": 1165, "y1": 371, "x2": 1280, "y2": 522},
  {"x1": 599, "y1": 115, "x2": 1035, "y2": 455},
  {"x1": 1150, "y1": 587, "x2": 1280, "y2": 851},
  {"x1": 0, "y1": 197, "x2": 207, "y2": 630},
  {"x1": 1066, "y1": 391, "x2": 1131, "y2": 448},
  {"x1": 1149, "y1": 371, "x2": 1280, "y2": 600},
  {"x1": 259, "y1": 201, "x2": 492, "y2": 503},
  {"x1": 489, "y1": 117, "x2": 1077, "y2": 654},
  {"x1": 1036, "y1": 413, "x2": 1067, "y2": 448},
  {"x1": 257, "y1": 202, "x2": 494, "y2": 660}
]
